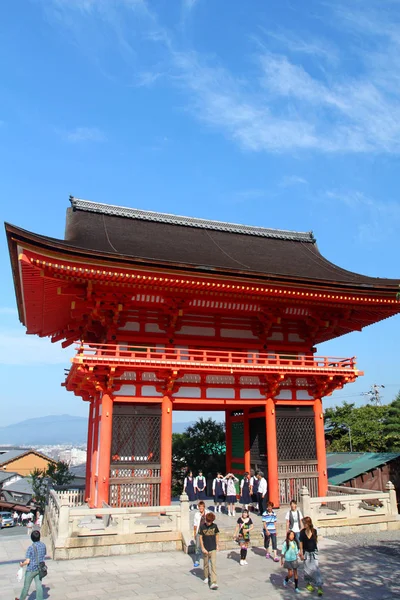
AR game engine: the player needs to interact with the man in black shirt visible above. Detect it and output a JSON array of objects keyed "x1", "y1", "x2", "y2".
[{"x1": 199, "y1": 512, "x2": 220, "y2": 590}]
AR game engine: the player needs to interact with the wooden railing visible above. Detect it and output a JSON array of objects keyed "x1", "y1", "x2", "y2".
[
  {"x1": 278, "y1": 461, "x2": 319, "y2": 504},
  {"x1": 109, "y1": 464, "x2": 161, "y2": 507},
  {"x1": 54, "y1": 488, "x2": 86, "y2": 507},
  {"x1": 73, "y1": 342, "x2": 358, "y2": 376}
]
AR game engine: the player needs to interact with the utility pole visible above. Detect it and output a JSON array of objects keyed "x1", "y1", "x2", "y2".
[{"x1": 361, "y1": 384, "x2": 385, "y2": 406}]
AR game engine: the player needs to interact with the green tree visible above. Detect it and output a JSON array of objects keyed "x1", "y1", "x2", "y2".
[
  {"x1": 29, "y1": 461, "x2": 74, "y2": 510},
  {"x1": 325, "y1": 402, "x2": 389, "y2": 452},
  {"x1": 172, "y1": 418, "x2": 225, "y2": 497},
  {"x1": 383, "y1": 392, "x2": 400, "y2": 450}
]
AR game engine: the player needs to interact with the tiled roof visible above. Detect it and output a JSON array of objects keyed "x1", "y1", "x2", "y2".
[
  {"x1": 64, "y1": 198, "x2": 400, "y2": 287},
  {"x1": 327, "y1": 452, "x2": 400, "y2": 485},
  {"x1": 0, "y1": 471, "x2": 19, "y2": 484},
  {"x1": 4, "y1": 477, "x2": 33, "y2": 495},
  {"x1": 0, "y1": 449, "x2": 30, "y2": 464},
  {"x1": 70, "y1": 197, "x2": 315, "y2": 242}
]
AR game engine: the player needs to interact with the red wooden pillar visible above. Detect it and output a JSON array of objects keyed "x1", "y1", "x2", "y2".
[
  {"x1": 90, "y1": 398, "x2": 100, "y2": 508},
  {"x1": 243, "y1": 407, "x2": 251, "y2": 474},
  {"x1": 314, "y1": 398, "x2": 328, "y2": 496},
  {"x1": 225, "y1": 410, "x2": 232, "y2": 473},
  {"x1": 160, "y1": 395, "x2": 173, "y2": 506},
  {"x1": 266, "y1": 398, "x2": 279, "y2": 508},
  {"x1": 85, "y1": 401, "x2": 94, "y2": 502},
  {"x1": 97, "y1": 392, "x2": 113, "y2": 507}
]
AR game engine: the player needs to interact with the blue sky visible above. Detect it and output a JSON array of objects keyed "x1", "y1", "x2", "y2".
[{"x1": 1, "y1": 0, "x2": 400, "y2": 428}]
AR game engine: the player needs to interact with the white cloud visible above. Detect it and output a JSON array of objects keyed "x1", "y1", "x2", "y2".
[
  {"x1": 280, "y1": 175, "x2": 308, "y2": 188},
  {"x1": 63, "y1": 127, "x2": 106, "y2": 143},
  {"x1": 0, "y1": 330, "x2": 74, "y2": 365},
  {"x1": 324, "y1": 189, "x2": 400, "y2": 241},
  {"x1": 44, "y1": 0, "x2": 400, "y2": 155}
]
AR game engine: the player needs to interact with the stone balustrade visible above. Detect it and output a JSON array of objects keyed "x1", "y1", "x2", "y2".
[
  {"x1": 300, "y1": 481, "x2": 399, "y2": 535},
  {"x1": 44, "y1": 490, "x2": 192, "y2": 560}
]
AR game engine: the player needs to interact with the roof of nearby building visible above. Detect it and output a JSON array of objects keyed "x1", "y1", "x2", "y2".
[
  {"x1": 327, "y1": 452, "x2": 400, "y2": 485},
  {"x1": 61, "y1": 198, "x2": 399, "y2": 288},
  {"x1": 0, "y1": 447, "x2": 55, "y2": 469},
  {"x1": 4, "y1": 477, "x2": 33, "y2": 495},
  {"x1": 70, "y1": 463, "x2": 86, "y2": 479},
  {"x1": 0, "y1": 471, "x2": 19, "y2": 484}
]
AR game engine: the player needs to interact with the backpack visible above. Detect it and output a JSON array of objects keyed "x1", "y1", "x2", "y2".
[{"x1": 289, "y1": 510, "x2": 301, "y2": 530}]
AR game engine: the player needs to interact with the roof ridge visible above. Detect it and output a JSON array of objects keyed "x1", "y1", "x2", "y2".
[{"x1": 69, "y1": 196, "x2": 316, "y2": 243}]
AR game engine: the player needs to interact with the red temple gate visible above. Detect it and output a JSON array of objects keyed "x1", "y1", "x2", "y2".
[{"x1": 6, "y1": 197, "x2": 400, "y2": 507}]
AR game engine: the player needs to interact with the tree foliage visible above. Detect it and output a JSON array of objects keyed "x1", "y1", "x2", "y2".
[
  {"x1": 325, "y1": 396, "x2": 400, "y2": 453},
  {"x1": 29, "y1": 461, "x2": 74, "y2": 510},
  {"x1": 383, "y1": 392, "x2": 400, "y2": 450},
  {"x1": 172, "y1": 418, "x2": 225, "y2": 497}
]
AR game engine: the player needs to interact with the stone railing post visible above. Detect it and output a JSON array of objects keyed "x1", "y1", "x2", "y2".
[
  {"x1": 179, "y1": 492, "x2": 192, "y2": 553},
  {"x1": 386, "y1": 481, "x2": 398, "y2": 516},
  {"x1": 57, "y1": 500, "x2": 70, "y2": 543},
  {"x1": 300, "y1": 485, "x2": 311, "y2": 518}
]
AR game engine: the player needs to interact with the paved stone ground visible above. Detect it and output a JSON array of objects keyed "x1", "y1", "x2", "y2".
[{"x1": 1, "y1": 529, "x2": 399, "y2": 600}]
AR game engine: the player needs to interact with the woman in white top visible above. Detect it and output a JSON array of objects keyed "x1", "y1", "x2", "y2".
[{"x1": 223, "y1": 473, "x2": 239, "y2": 516}]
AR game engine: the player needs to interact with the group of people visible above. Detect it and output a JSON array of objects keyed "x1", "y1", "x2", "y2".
[
  {"x1": 188, "y1": 468, "x2": 324, "y2": 596},
  {"x1": 183, "y1": 469, "x2": 268, "y2": 515}
]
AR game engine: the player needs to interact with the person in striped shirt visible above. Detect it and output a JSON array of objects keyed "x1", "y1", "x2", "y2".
[{"x1": 262, "y1": 502, "x2": 279, "y2": 562}]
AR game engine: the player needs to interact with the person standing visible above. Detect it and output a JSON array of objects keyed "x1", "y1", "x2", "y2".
[
  {"x1": 299, "y1": 516, "x2": 324, "y2": 596},
  {"x1": 16, "y1": 529, "x2": 47, "y2": 600},
  {"x1": 249, "y1": 470, "x2": 259, "y2": 512},
  {"x1": 234, "y1": 509, "x2": 254, "y2": 566},
  {"x1": 281, "y1": 530, "x2": 300, "y2": 593},
  {"x1": 199, "y1": 512, "x2": 220, "y2": 590},
  {"x1": 212, "y1": 472, "x2": 225, "y2": 512},
  {"x1": 183, "y1": 470, "x2": 197, "y2": 510},
  {"x1": 193, "y1": 500, "x2": 209, "y2": 568},
  {"x1": 195, "y1": 470, "x2": 207, "y2": 501},
  {"x1": 285, "y1": 500, "x2": 303, "y2": 542},
  {"x1": 240, "y1": 472, "x2": 251, "y2": 510},
  {"x1": 13, "y1": 511, "x2": 19, "y2": 526},
  {"x1": 262, "y1": 502, "x2": 279, "y2": 561},
  {"x1": 223, "y1": 473, "x2": 238, "y2": 516},
  {"x1": 257, "y1": 471, "x2": 267, "y2": 515}
]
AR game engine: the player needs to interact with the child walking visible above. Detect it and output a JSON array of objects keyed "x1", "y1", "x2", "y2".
[
  {"x1": 281, "y1": 530, "x2": 300, "y2": 593},
  {"x1": 299, "y1": 516, "x2": 324, "y2": 596},
  {"x1": 234, "y1": 509, "x2": 253, "y2": 566},
  {"x1": 262, "y1": 502, "x2": 279, "y2": 562},
  {"x1": 199, "y1": 512, "x2": 220, "y2": 590}
]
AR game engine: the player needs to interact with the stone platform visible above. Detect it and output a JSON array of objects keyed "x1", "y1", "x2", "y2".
[{"x1": 1, "y1": 529, "x2": 399, "y2": 600}]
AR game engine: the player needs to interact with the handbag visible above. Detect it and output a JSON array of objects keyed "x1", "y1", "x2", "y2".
[{"x1": 33, "y1": 544, "x2": 48, "y2": 580}]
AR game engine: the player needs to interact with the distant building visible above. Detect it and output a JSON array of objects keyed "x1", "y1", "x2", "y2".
[
  {"x1": 0, "y1": 446, "x2": 56, "y2": 477},
  {"x1": 327, "y1": 452, "x2": 400, "y2": 503},
  {"x1": 1, "y1": 477, "x2": 34, "y2": 507}
]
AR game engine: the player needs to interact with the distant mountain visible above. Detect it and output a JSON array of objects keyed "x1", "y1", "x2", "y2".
[
  {"x1": 0, "y1": 415, "x2": 88, "y2": 445},
  {"x1": 0, "y1": 415, "x2": 195, "y2": 445}
]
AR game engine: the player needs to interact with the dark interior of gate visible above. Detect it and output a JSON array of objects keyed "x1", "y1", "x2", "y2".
[
  {"x1": 230, "y1": 406, "x2": 318, "y2": 504},
  {"x1": 110, "y1": 404, "x2": 162, "y2": 507}
]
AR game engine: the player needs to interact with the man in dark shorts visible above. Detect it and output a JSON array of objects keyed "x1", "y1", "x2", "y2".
[{"x1": 199, "y1": 512, "x2": 220, "y2": 590}]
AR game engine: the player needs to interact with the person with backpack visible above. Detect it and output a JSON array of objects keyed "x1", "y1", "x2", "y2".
[
  {"x1": 285, "y1": 499, "x2": 303, "y2": 542},
  {"x1": 281, "y1": 529, "x2": 300, "y2": 593},
  {"x1": 16, "y1": 529, "x2": 47, "y2": 600}
]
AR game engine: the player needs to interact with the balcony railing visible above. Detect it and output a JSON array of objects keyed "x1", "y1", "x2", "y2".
[{"x1": 73, "y1": 343, "x2": 359, "y2": 377}]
